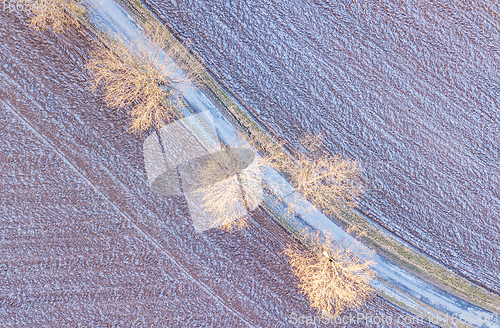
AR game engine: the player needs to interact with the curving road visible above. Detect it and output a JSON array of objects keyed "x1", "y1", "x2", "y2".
[
  {"x1": 83, "y1": 0, "x2": 500, "y2": 326},
  {"x1": 0, "y1": 5, "x2": 436, "y2": 328}
]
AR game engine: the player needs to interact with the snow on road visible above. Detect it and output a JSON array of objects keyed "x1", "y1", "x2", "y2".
[
  {"x1": 0, "y1": 7, "x2": 436, "y2": 327},
  {"x1": 82, "y1": 0, "x2": 500, "y2": 327}
]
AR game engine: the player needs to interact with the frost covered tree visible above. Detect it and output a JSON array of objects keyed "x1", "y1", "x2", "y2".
[
  {"x1": 262, "y1": 134, "x2": 363, "y2": 215},
  {"x1": 29, "y1": 0, "x2": 83, "y2": 33},
  {"x1": 87, "y1": 26, "x2": 202, "y2": 133},
  {"x1": 284, "y1": 229, "x2": 375, "y2": 318},
  {"x1": 196, "y1": 133, "x2": 362, "y2": 232}
]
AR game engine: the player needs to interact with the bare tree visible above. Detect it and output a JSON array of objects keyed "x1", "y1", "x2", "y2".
[
  {"x1": 200, "y1": 133, "x2": 363, "y2": 230},
  {"x1": 87, "y1": 26, "x2": 202, "y2": 133},
  {"x1": 29, "y1": 0, "x2": 82, "y2": 33},
  {"x1": 262, "y1": 134, "x2": 363, "y2": 215},
  {"x1": 196, "y1": 147, "x2": 264, "y2": 231},
  {"x1": 284, "y1": 228, "x2": 375, "y2": 318}
]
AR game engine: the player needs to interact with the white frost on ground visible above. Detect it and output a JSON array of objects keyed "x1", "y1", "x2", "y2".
[{"x1": 83, "y1": 0, "x2": 500, "y2": 326}]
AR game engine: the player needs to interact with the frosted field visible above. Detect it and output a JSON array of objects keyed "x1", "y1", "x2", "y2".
[
  {"x1": 143, "y1": 0, "x2": 500, "y2": 292},
  {"x1": 0, "y1": 9, "x2": 437, "y2": 327}
]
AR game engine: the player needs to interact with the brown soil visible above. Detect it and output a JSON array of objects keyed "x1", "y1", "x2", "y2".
[
  {"x1": 143, "y1": 0, "x2": 500, "y2": 293},
  {"x1": 0, "y1": 8, "x2": 435, "y2": 327}
]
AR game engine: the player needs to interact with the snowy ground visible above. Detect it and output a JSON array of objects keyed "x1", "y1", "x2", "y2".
[
  {"x1": 142, "y1": 0, "x2": 500, "y2": 295},
  {"x1": 79, "y1": 0, "x2": 499, "y2": 325},
  {"x1": 0, "y1": 8, "x2": 437, "y2": 328}
]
